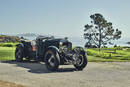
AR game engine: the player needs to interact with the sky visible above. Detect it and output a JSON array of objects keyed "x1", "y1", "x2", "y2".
[{"x1": 0, "y1": 0, "x2": 130, "y2": 38}]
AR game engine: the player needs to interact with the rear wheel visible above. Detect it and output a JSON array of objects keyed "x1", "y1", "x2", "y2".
[
  {"x1": 15, "y1": 46, "x2": 24, "y2": 62},
  {"x1": 44, "y1": 49, "x2": 60, "y2": 71}
]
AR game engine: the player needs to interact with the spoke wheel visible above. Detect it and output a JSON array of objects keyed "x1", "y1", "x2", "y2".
[
  {"x1": 73, "y1": 47, "x2": 88, "y2": 70},
  {"x1": 75, "y1": 55, "x2": 84, "y2": 66}
]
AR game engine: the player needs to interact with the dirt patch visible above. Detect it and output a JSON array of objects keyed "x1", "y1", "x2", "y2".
[{"x1": 0, "y1": 80, "x2": 25, "y2": 87}]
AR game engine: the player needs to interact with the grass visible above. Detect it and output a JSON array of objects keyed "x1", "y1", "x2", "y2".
[
  {"x1": 0, "y1": 47, "x2": 15, "y2": 61},
  {"x1": 0, "y1": 42, "x2": 18, "y2": 47},
  {"x1": 87, "y1": 47, "x2": 130, "y2": 62},
  {"x1": 88, "y1": 56, "x2": 130, "y2": 62},
  {"x1": 0, "y1": 80, "x2": 25, "y2": 87}
]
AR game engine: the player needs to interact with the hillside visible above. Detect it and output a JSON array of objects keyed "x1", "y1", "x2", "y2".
[{"x1": 0, "y1": 35, "x2": 20, "y2": 43}]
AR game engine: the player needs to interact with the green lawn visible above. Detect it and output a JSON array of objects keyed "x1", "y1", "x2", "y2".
[
  {"x1": 0, "y1": 47, "x2": 15, "y2": 61},
  {"x1": 0, "y1": 42, "x2": 18, "y2": 47},
  {"x1": 0, "y1": 46, "x2": 130, "y2": 62},
  {"x1": 87, "y1": 47, "x2": 130, "y2": 62},
  {"x1": 88, "y1": 56, "x2": 130, "y2": 62}
]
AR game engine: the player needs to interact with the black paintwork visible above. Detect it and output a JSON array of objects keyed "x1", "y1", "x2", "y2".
[{"x1": 18, "y1": 36, "x2": 72, "y2": 62}]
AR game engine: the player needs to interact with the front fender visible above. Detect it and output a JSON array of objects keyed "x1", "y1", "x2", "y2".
[
  {"x1": 73, "y1": 46, "x2": 86, "y2": 54},
  {"x1": 16, "y1": 43, "x2": 24, "y2": 47},
  {"x1": 48, "y1": 46, "x2": 59, "y2": 52}
]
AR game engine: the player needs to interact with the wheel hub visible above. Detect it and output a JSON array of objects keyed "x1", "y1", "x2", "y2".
[
  {"x1": 48, "y1": 55, "x2": 55, "y2": 67},
  {"x1": 75, "y1": 55, "x2": 84, "y2": 66},
  {"x1": 16, "y1": 50, "x2": 21, "y2": 58}
]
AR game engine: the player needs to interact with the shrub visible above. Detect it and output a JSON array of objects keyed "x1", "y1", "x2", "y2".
[
  {"x1": 0, "y1": 43, "x2": 18, "y2": 47},
  {"x1": 2, "y1": 44, "x2": 13, "y2": 47}
]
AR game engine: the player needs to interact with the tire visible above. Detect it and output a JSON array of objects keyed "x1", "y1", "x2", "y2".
[
  {"x1": 15, "y1": 45, "x2": 24, "y2": 62},
  {"x1": 73, "y1": 47, "x2": 88, "y2": 70},
  {"x1": 44, "y1": 49, "x2": 60, "y2": 71},
  {"x1": 74, "y1": 53, "x2": 88, "y2": 70}
]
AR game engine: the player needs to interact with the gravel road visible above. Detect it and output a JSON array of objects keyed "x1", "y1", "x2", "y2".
[{"x1": 0, "y1": 61, "x2": 130, "y2": 87}]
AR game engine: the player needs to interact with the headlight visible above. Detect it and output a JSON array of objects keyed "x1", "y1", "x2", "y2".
[
  {"x1": 59, "y1": 42, "x2": 63, "y2": 52},
  {"x1": 59, "y1": 42, "x2": 63, "y2": 46}
]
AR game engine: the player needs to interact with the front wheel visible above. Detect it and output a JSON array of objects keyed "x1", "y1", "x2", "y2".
[
  {"x1": 44, "y1": 49, "x2": 60, "y2": 71},
  {"x1": 73, "y1": 47, "x2": 88, "y2": 70},
  {"x1": 73, "y1": 53, "x2": 88, "y2": 70}
]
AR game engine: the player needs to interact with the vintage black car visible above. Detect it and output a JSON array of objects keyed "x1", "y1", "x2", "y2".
[{"x1": 15, "y1": 36, "x2": 88, "y2": 71}]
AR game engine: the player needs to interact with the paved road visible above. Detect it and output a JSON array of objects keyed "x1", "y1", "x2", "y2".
[{"x1": 0, "y1": 61, "x2": 130, "y2": 87}]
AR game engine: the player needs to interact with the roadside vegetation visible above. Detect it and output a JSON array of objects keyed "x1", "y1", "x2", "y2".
[
  {"x1": 0, "y1": 43, "x2": 17, "y2": 61},
  {"x1": 0, "y1": 42, "x2": 18, "y2": 47},
  {"x1": 87, "y1": 47, "x2": 130, "y2": 62},
  {"x1": 0, "y1": 35, "x2": 20, "y2": 43},
  {"x1": 0, "y1": 47, "x2": 15, "y2": 61}
]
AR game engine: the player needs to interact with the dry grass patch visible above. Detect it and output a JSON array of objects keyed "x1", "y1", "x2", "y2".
[{"x1": 0, "y1": 80, "x2": 25, "y2": 87}]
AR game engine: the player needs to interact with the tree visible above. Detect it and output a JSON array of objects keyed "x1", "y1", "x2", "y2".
[
  {"x1": 126, "y1": 42, "x2": 130, "y2": 45},
  {"x1": 84, "y1": 13, "x2": 122, "y2": 49}
]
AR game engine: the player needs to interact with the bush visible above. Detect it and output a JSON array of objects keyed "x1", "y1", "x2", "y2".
[
  {"x1": 2, "y1": 44, "x2": 13, "y2": 47},
  {"x1": 0, "y1": 43, "x2": 18, "y2": 47}
]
